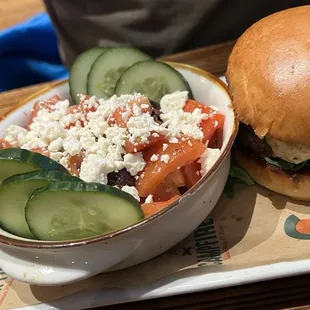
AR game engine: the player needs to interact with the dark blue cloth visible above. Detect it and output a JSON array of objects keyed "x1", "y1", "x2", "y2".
[{"x1": 0, "y1": 13, "x2": 68, "y2": 92}]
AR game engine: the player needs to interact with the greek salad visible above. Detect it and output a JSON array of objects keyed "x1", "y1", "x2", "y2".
[{"x1": 0, "y1": 47, "x2": 225, "y2": 241}]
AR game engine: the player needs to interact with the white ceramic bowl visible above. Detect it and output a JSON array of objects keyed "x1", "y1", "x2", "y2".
[{"x1": 0, "y1": 63, "x2": 237, "y2": 286}]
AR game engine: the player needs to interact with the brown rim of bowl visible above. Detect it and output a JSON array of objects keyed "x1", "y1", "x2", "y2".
[{"x1": 0, "y1": 62, "x2": 238, "y2": 248}]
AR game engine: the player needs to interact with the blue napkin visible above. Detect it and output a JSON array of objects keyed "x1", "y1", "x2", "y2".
[{"x1": 0, "y1": 13, "x2": 68, "y2": 92}]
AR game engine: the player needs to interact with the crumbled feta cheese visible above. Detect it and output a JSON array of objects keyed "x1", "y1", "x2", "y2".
[
  {"x1": 162, "y1": 143, "x2": 168, "y2": 151},
  {"x1": 150, "y1": 154, "x2": 159, "y2": 162},
  {"x1": 48, "y1": 137, "x2": 63, "y2": 152},
  {"x1": 160, "y1": 154, "x2": 170, "y2": 164},
  {"x1": 145, "y1": 194, "x2": 153, "y2": 203},
  {"x1": 161, "y1": 108, "x2": 208, "y2": 140},
  {"x1": 127, "y1": 114, "x2": 157, "y2": 144},
  {"x1": 160, "y1": 91, "x2": 188, "y2": 113},
  {"x1": 22, "y1": 135, "x2": 47, "y2": 150},
  {"x1": 96, "y1": 93, "x2": 142, "y2": 120},
  {"x1": 121, "y1": 185, "x2": 140, "y2": 202},
  {"x1": 29, "y1": 108, "x2": 66, "y2": 144},
  {"x1": 50, "y1": 151, "x2": 63, "y2": 162},
  {"x1": 79, "y1": 136, "x2": 97, "y2": 153},
  {"x1": 123, "y1": 152, "x2": 146, "y2": 176},
  {"x1": 79, "y1": 154, "x2": 110, "y2": 184},
  {"x1": 54, "y1": 100, "x2": 70, "y2": 112},
  {"x1": 5, "y1": 125, "x2": 27, "y2": 147},
  {"x1": 63, "y1": 139, "x2": 82, "y2": 156},
  {"x1": 87, "y1": 118, "x2": 109, "y2": 137},
  {"x1": 132, "y1": 103, "x2": 142, "y2": 117},
  {"x1": 141, "y1": 104, "x2": 149, "y2": 109},
  {"x1": 104, "y1": 126, "x2": 127, "y2": 147},
  {"x1": 59, "y1": 155, "x2": 69, "y2": 169},
  {"x1": 78, "y1": 94, "x2": 86, "y2": 102},
  {"x1": 121, "y1": 109, "x2": 131, "y2": 123},
  {"x1": 169, "y1": 137, "x2": 179, "y2": 143},
  {"x1": 199, "y1": 148, "x2": 221, "y2": 175}
]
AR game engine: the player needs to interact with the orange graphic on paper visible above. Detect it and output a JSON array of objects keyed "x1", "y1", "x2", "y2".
[{"x1": 284, "y1": 215, "x2": 310, "y2": 240}]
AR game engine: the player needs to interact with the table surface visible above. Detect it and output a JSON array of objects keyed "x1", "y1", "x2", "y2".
[{"x1": 1, "y1": 2, "x2": 310, "y2": 310}]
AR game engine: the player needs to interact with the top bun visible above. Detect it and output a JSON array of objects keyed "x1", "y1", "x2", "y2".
[{"x1": 226, "y1": 6, "x2": 310, "y2": 147}]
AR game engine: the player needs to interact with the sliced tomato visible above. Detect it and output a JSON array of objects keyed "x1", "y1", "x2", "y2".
[
  {"x1": 0, "y1": 139, "x2": 13, "y2": 149},
  {"x1": 153, "y1": 178, "x2": 181, "y2": 202},
  {"x1": 165, "y1": 169, "x2": 186, "y2": 187},
  {"x1": 216, "y1": 127, "x2": 224, "y2": 149},
  {"x1": 107, "y1": 109, "x2": 125, "y2": 128},
  {"x1": 80, "y1": 95, "x2": 98, "y2": 115},
  {"x1": 66, "y1": 105, "x2": 80, "y2": 114},
  {"x1": 108, "y1": 96, "x2": 151, "y2": 128},
  {"x1": 208, "y1": 129, "x2": 217, "y2": 148},
  {"x1": 181, "y1": 160, "x2": 201, "y2": 189},
  {"x1": 208, "y1": 127, "x2": 224, "y2": 149},
  {"x1": 108, "y1": 95, "x2": 158, "y2": 153},
  {"x1": 183, "y1": 99, "x2": 225, "y2": 144},
  {"x1": 79, "y1": 95, "x2": 99, "y2": 124},
  {"x1": 27, "y1": 95, "x2": 61, "y2": 129},
  {"x1": 64, "y1": 95, "x2": 98, "y2": 128},
  {"x1": 31, "y1": 148, "x2": 50, "y2": 157},
  {"x1": 183, "y1": 99, "x2": 213, "y2": 115},
  {"x1": 65, "y1": 105, "x2": 81, "y2": 129},
  {"x1": 142, "y1": 195, "x2": 180, "y2": 217},
  {"x1": 136, "y1": 137, "x2": 205, "y2": 197},
  {"x1": 67, "y1": 153, "x2": 84, "y2": 176},
  {"x1": 201, "y1": 113, "x2": 225, "y2": 144},
  {"x1": 124, "y1": 134, "x2": 163, "y2": 153}
]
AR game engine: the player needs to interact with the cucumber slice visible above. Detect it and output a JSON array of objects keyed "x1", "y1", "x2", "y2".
[
  {"x1": 26, "y1": 181, "x2": 144, "y2": 241},
  {"x1": 0, "y1": 171, "x2": 81, "y2": 239},
  {"x1": 0, "y1": 148, "x2": 67, "y2": 183},
  {"x1": 115, "y1": 60, "x2": 193, "y2": 102},
  {"x1": 69, "y1": 47, "x2": 107, "y2": 104},
  {"x1": 87, "y1": 47, "x2": 152, "y2": 99}
]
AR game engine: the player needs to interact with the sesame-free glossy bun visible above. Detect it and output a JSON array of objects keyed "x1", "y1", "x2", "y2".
[
  {"x1": 234, "y1": 149, "x2": 310, "y2": 201},
  {"x1": 226, "y1": 6, "x2": 310, "y2": 146}
]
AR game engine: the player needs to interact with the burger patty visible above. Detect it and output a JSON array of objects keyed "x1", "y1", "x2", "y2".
[
  {"x1": 235, "y1": 123, "x2": 310, "y2": 175},
  {"x1": 235, "y1": 123, "x2": 272, "y2": 158}
]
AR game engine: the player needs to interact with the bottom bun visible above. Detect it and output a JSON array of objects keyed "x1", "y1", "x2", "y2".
[{"x1": 233, "y1": 149, "x2": 310, "y2": 201}]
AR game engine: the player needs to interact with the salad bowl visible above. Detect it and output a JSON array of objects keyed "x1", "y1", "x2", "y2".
[{"x1": 0, "y1": 62, "x2": 237, "y2": 285}]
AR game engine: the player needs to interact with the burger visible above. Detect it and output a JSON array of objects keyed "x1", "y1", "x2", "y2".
[{"x1": 225, "y1": 6, "x2": 310, "y2": 201}]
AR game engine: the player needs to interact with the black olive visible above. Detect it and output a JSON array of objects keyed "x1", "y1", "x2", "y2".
[
  {"x1": 178, "y1": 187, "x2": 188, "y2": 195},
  {"x1": 107, "y1": 168, "x2": 135, "y2": 188},
  {"x1": 151, "y1": 107, "x2": 162, "y2": 124},
  {"x1": 149, "y1": 99, "x2": 160, "y2": 110}
]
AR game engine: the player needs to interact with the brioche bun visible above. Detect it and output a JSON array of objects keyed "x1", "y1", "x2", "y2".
[
  {"x1": 226, "y1": 6, "x2": 310, "y2": 147},
  {"x1": 234, "y1": 149, "x2": 310, "y2": 201}
]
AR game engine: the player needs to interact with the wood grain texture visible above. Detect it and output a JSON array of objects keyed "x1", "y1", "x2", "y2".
[
  {"x1": 159, "y1": 41, "x2": 235, "y2": 76},
  {"x1": 0, "y1": 0, "x2": 45, "y2": 29},
  {"x1": 0, "y1": 81, "x2": 53, "y2": 115}
]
